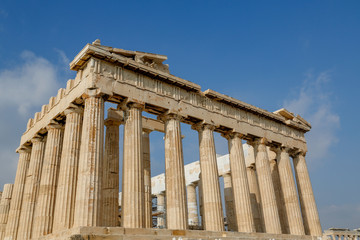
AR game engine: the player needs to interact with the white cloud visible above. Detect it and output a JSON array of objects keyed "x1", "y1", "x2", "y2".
[
  {"x1": 284, "y1": 71, "x2": 340, "y2": 166},
  {"x1": 0, "y1": 51, "x2": 60, "y2": 116},
  {"x1": 0, "y1": 50, "x2": 67, "y2": 186}
]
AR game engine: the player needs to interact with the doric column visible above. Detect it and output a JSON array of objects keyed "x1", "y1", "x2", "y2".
[
  {"x1": 223, "y1": 173, "x2": 236, "y2": 231},
  {"x1": 193, "y1": 123, "x2": 223, "y2": 231},
  {"x1": 143, "y1": 129, "x2": 153, "y2": 228},
  {"x1": 0, "y1": 184, "x2": 14, "y2": 240},
  {"x1": 156, "y1": 193, "x2": 166, "y2": 228},
  {"x1": 251, "y1": 138, "x2": 282, "y2": 234},
  {"x1": 225, "y1": 133, "x2": 255, "y2": 233},
  {"x1": 121, "y1": 103, "x2": 145, "y2": 228},
  {"x1": 17, "y1": 135, "x2": 46, "y2": 240},
  {"x1": 162, "y1": 114, "x2": 187, "y2": 230},
  {"x1": 293, "y1": 151, "x2": 322, "y2": 236},
  {"x1": 198, "y1": 175, "x2": 205, "y2": 229},
  {"x1": 102, "y1": 116, "x2": 121, "y2": 227},
  {"x1": 268, "y1": 148, "x2": 288, "y2": 234},
  {"x1": 32, "y1": 122, "x2": 64, "y2": 238},
  {"x1": 73, "y1": 95, "x2": 104, "y2": 227},
  {"x1": 52, "y1": 106, "x2": 83, "y2": 232},
  {"x1": 277, "y1": 147, "x2": 305, "y2": 235},
  {"x1": 246, "y1": 165, "x2": 263, "y2": 232},
  {"x1": 187, "y1": 183, "x2": 199, "y2": 227},
  {"x1": 4, "y1": 146, "x2": 31, "y2": 240}
]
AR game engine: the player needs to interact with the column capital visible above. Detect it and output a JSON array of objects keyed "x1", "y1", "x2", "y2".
[
  {"x1": 46, "y1": 120, "x2": 64, "y2": 130},
  {"x1": 104, "y1": 118, "x2": 122, "y2": 127},
  {"x1": 187, "y1": 182, "x2": 198, "y2": 188},
  {"x1": 119, "y1": 100, "x2": 145, "y2": 111},
  {"x1": 191, "y1": 122, "x2": 216, "y2": 132},
  {"x1": 82, "y1": 89, "x2": 107, "y2": 99},
  {"x1": 247, "y1": 137, "x2": 269, "y2": 147},
  {"x1": 290, "y1": 149, "x2": 307, "y2": 158},
  {"x1": 158, "y1": 112, "x2": 183, "y2": 122},
  {"x1": 30, "y1": 135, "x2": 45, "y2": 144},
  {"x1": 142, "y1": 128, "x2": 153, "y2": 134},
  {"x1": 16, "y1": 145, "x2": 31, "y2": 154},
  {"x1": 221, "y1": 131, "x2": 243, "y2": 140},
  {"x1": 64, "y1": 104, "x2": 84, "y2": 116}
]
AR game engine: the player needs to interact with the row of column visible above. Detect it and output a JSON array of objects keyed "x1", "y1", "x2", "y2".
[{"x1": 2, "y1": 94, "x2": 322, "y2": 239}]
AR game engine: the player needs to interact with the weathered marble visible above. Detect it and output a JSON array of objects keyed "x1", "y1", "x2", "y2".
[
  {"x1": 143, "y1": 129, "x2": 153, "y2": 228},
  {"x1": 4, "y1": 147, "x2": 31, "y2": 240},
  {"x1": 53, "y1": 106, "x2": 83, "y2": 232},
  {"x1": 187, "y1": 183, "x2": 199, "y2": 227},
  {"x1": 73, "y1": 95, "x2": 104, "y2": 227},
  {"x1": 156, "y1": 193, "x2": 166, "y2": 229},
  {"x1": 223, "y1": 173, "x2": 236, "y2": 231},
  {"x1": 0, "y1": 184, "x2": 14, "y2": 240}
]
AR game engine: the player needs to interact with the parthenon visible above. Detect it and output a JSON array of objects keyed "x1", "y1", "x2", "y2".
[{"x1": 0, "y1": 39, "x2": 325, "y2": 239}]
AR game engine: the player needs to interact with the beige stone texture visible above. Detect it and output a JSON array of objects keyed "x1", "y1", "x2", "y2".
[
  {"x1": 226, "y1": 134, "x2": 256, "y2": 233},
  {"x1": 0, "y1": 184, "x2": 14, "y2": 240},
  {"x1": 293, "y1": 152, "x2": 322, "y2": 236},
  {"x1": 32, "y1": 123, "x2": 64, "y2": 238},
  {"x1": 52, "y1": 107, "x2": 83, "y2": 232},
  {"x1": 198, "y1": 175, "x2": 205, "y2": 228},
  {"x1": 156, "y1": 193, "x2": 166, "y2": 228},
  {"x1": 186, "y1": 183, "x2": 199, "y2": 226},
  {"x1": 73, "y1": 96, "x2": 104, "y2": 227},
  {"x1": 277, "y1": 148, "x2": 305, "y2": 235},
  {"x1": 143, "y1": 129, "x2": 152, "y2": 228},
  {"x1": 268, "y1": 148, "x2": 288, "y2": 234},
  {"x1": 223, "y1": 173, "x2": 236, "y2": 231},
  {"x1": 163, "y1": 114, "x2": 188, "y2": 230},
  {"x1": 102, "y1": 117, "x2": 121, "y2": 227},
  {"x1": 4, "y1": 147, "x2": 31, "y2": 240},
  {"x1": 194, "y1": 124, "x2": 224, "y2": 232},
  {"x1": 17, "y1": 136, "x2": 46, "y2": 240},
  {"x1": 252, "y1": 138, "x2": 282, "y2": 234},
  {"x1": 121, "y1": 104, "x2": 145, "y2": 228}
]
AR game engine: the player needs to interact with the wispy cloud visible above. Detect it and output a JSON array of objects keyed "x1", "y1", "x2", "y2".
[
  {"x1": 0, "y1": 50, "x2": 67, "y2": 185},
  {"x1": 284, "y1": 71, "x2": 340, "y2": 167}
]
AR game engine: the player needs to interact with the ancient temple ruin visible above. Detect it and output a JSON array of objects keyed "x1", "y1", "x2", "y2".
[{"x1": 0, "y1": 40, "x2": 329, "y2": 239}]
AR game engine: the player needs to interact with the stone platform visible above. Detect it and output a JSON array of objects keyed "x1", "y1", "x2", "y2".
[{"x1": 38, "y1": 227, "x2": 320, "y2": 240}]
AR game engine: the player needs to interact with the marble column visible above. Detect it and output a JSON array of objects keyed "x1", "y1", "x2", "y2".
[
  {"x1": 32, "y1": 122, "x2": 64, "y2": 238},
  {"x1": 193, "y1": 124, "x2": 223, "y2": 231},
  {"x1": 143, "y1": 129, "x2": 153, "y2": 228},
  {"x1": 53, "y1": 106, "x2": 83, "y2": 232},
  {"x1": 277, "y1": 147, "x2": 305, "y2": 235},
  {"x1": 187, "y1": 183, "x2": 199, "y2": 226},
  {"x1": 121, "y1": 103, "x2": 145, "y2": 228},
  {"x1": 102, "y1": 117, "x2": 121, "y2": 227},
  {"x1": 163, "y1": 114, "x2": 188, "y2": 230},
  {"x1": 293, "y1": 151, "x2": 322, "y2": 236},
  {"x1": 73, "y1": 95, "x2": 104, "y2": 227},
  {"x1": 268, "y1": 149, "x2": 288, "y2": 234},
  {"x1": 17, "y1": 135, "x2": 46, "y2": 240},
  {"x1": 246, "y1": 165, "x2": 263, "y2": 232},
  {"x1": 0, "y1": 184, "x2": 14, "y2": 240},
  {"x1": 252, "y1": 138, "x2": 282, "y2": 234},
  {"x1": 223, "y1": 173, "x2": 236, "y2": 231},
  {"x1": 4, "y1": 146, "x2": 31, "y2": 240},
  {"x1": 198, "y1": 175, "x2": 205, "y2": 229},
  {"x1": 156, "y1": 193, "x2": 166, "y2": 228},
  {"x1": 226, "y1": 133, "x2": 256, "y2": 233}
]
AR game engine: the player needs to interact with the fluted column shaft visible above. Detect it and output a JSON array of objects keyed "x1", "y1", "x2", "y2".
[
  {"x1": 0, "y1": 184, "x2": 14, "y2": 240},
  {"x1": 268, "y1": 151, "x2": 288, "y2": 234},
  {"x1": 73, "y1": 96, "x2": 104, "y2": 227},
  {"x1": 163, "y1": 114, "x2": 188, "y2": 230},
  {"x1": 198, "y1": 176, "x2": 205, "y2": 228},
  {"x1": 223, "y1": 173, "x2": 236, "y2": 231},
  {"x1": 187, "y1": 183, "x2": 199, "y2": 226},
  {"x1": 4, "y1": 148, "x2": 31, "y2": 240},
  {"x1": 17, "y1": 136, "x2": 46, "y2": 240},
  {"x1": 252, "y1": 138, "x2": 282, "y2": 234},
  {"x1": 293, "y1": 152, "x2": 322, "y2": 236},
  {"x1": 246, "y1": 166, "x2": 263, "y2": 232},
  {"x1": 32, "y1": 123, "x2": 64, "y2": 238},
  {"x1": 53, "y1": 107, "x2": 83, "y2": 232},
  {"x1": 227, "y1": 134, "x2": 256, "y2": 233},
  {"x1": 277, "y1": 148, "x2": 305, "y2": 235},
  {"x1": 156, "y1": 193, "x2": 165, "y2": 228},
  {"x1": 143, "y1": 130, "x2": 152, "y2": 228},
  {"x1": 121, "y1": 104, "x2": 145, "y2": 228},
  {"x1": 194, "y1": 124, "x2": 223, "y2": 231},
  {"x1": 102, "y1": 118, "x2": 120, "y2": 227}
]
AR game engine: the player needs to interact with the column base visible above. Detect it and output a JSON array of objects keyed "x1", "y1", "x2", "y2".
[{"x1": 35, "y1": 226, "x2": 320, "y2": 240}]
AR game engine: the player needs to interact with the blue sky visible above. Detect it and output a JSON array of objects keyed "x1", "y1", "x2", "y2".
[{"x1": 0, "y1": 0, "x2": 359, "y2": 230}]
